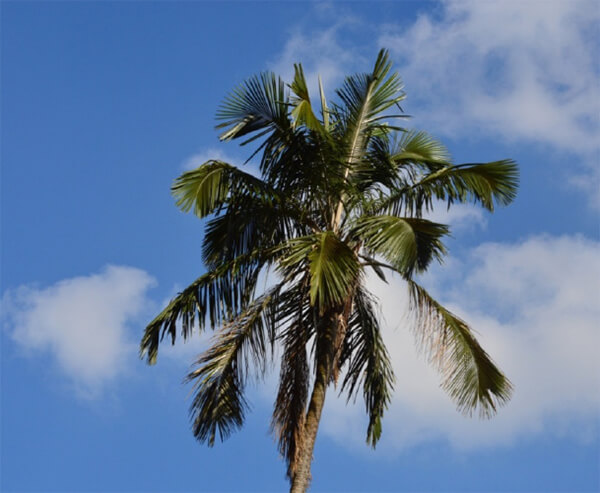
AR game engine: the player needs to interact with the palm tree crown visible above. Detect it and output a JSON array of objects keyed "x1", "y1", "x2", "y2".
[{"x1": 141, "y1": 49, "x2": 517, "y2": 491}]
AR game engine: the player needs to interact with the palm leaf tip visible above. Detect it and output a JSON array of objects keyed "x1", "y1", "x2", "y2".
[
  {"x1": 185, "y1": 339, "x2": 249, "y2": 447},
  {"x1": 445, "y1": 159, "x2": 519, "y2": 211},
  {"x1": 187, "y1": 365, "x2": 249, "y2": 446},
  {"x1": 140, "y1": 319, "x2": 160, "y2": 365},
  {"x1": 408, "y1": 281, "x2": 513, "y2": 419},
  {"x1": 171, "y1": 161, "x2": 232, "y2": 218},
  {"x1": 215, "y1": 72, "x2": 289, "y2": 142}
]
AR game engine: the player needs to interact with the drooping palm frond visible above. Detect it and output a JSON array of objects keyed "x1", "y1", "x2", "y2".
[
  {"x1": 200, "y1": 198, "x2": 301, "y2": 268},
  {"x1": 410, "y1": 159, "x2": 519, "y2": 211},
  {"x1": 351, "y1": 215, "x2": 449, "y2": 277},
  {"x1": 140, "y1": 250, "x2": 269, "y2": 365},
  {"x1": 271, "y1": 311, "x2": 311, "y2": 479},
  {"x1": 340, "y1": 286, "x2": 394, "y2": 447},
  {"x1": 407, "y1": 280, "x2": 513, "y2": 417},
  {"x1": 186, "y1": 284, "x2": 283, "y2": 446}
]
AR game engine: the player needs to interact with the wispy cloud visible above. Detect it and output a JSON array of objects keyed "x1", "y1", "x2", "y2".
[
  {"x1": 2, "y1": 266, "x2": 156, "y2": 397},
  {"x1": 268, "y1": 17, "x2": 366, "y2": 97},
  {"x1": 425, "y1": 203, "x2": 487, "y2": 232},
  {"x1": 381, "y1": 0, "x2": 600, "y2": 203},
  {"x1": 321, "y1": 234, "x2": 600, "y2": 450}
]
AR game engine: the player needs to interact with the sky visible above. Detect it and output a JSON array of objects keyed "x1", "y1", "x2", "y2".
[{"x1": 1, "y1": 1, "x2": 599, "y2": 492}]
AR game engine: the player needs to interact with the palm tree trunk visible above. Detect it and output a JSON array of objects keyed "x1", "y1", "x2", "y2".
[
  {"x1": 289, "y1": 358, "x2": 330, "y2": 493},
  {"x1": 289, "y1": 307, "x2": 346, "y2": 493}
]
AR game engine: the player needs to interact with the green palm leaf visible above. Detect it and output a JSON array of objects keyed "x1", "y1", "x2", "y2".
[
  {"x1": 413, "y1": 159, "x2": 519, "y2": 211},
  {"x1": 352, "y1": 215, "x2": 449, "y2": 277},
  {"x1": 340, "y1": 287, "x2": 394, "y2": 447},
  {"x1": 381, "y1": 159, "x2": 519, "y2": 216},
  {"x1": 289, "y1": 64, "x2": 324, "y2": 133},
  {"x1": 216, "y1": 72, "x2": 290, "y2": 142},
  {"x1": 172, "y1": 160, "x2": 276, "y2": 218},
  {"x1": 280, "y1": 232, "x2": 361, "y2": 312},
  {"x1": 392, "y1": 130, "x2": 450, "y2": 170},
  {"x1": 407, "y1": 280, "x2": 513, "y2": 417},
  {"x1": 186, "y1": 285, "x2": 282, "y2": 445}
]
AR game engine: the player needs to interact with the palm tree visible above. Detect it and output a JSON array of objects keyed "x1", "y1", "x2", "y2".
[{"x1": 140, "y1": 49, "x2": 517, "y2": 492}]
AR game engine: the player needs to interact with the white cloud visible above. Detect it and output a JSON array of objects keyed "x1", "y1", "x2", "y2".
[
  {"x1": 268, "y1": 19, "x2": 365, "y2": 98},
  {"x1": 2, "y1": 266, "x2": 156, "y2": 397},
  {"x1": 320, "y1": 234, "x2": 600, "y2": 450},
  {"x1": 181, "y1": 147, "x2": 242, "y2": 170},
  {"x1": 380, "y1": 0, "x2": 600, "y2": 201},
  {"x1": 425, "y1": 202, "x2": 487, "y2": 232},
  {"x1": 181, "y1": 147, "x2": 262, "y2": 178}
]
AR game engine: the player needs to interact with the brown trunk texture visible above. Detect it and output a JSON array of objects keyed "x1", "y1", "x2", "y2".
[{"x1": 289, "y1": 362, "x2": 329, "y2": 493}]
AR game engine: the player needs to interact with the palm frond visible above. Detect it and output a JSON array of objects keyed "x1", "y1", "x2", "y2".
[
  {"x1": 201, "y1": 197, "x2": 302, "y2": 268},
  {"x1": 309, "y1": 232, "x2": 360, "y2": 311},
  {"x1": 186, "y1": 285, "x2": 282, "y2": 445},
  {"x1": 336, "y1": 49, "x2": 405, "y2": 137},
  {"x1": 331, "y1": 49, "x2": 406, "y2": 229},
  {"x1": 407, "y1": 280, "x2": 513, "y2": 418},
  {"x1": 412, "y1": 160, "x2": 519, "y2": 211},
  {"x1": 340, "y1": 287, "x2": 394, "y2": 447},
  {"x1": 352, "y1": 215, "x2": 448, "y2": 277},
  {"x1": 392, "y1": 130, "x2": 450, "y2": 170},
  {"x1": 271, "y1": 292, "x2": 311, "y2": 479},
  {"x1": 140, "y1": 251, "x2": 269, "y2": 364},
  {"x1": 380, "y1": 159, "x2": 519, "y2": 216}
]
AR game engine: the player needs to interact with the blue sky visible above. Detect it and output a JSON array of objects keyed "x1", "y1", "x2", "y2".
[{"x1": 2, "y1": 1, "x2": 599, "y2": 492}]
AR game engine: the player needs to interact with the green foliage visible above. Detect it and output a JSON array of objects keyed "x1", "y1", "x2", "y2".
[
  {"x1": 407, "y1": 281, "x2": 513, "y2": 417},
  {"x1": 142, "y1": 48, "x2": 518, "y2": 473},
  {"x1": 340, "y1": 287, "x2": 394, "y2": 447},
  {"x1": 352, "y1": 215, "x2": 448, "y2": 277}
]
